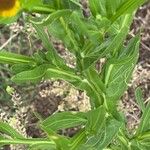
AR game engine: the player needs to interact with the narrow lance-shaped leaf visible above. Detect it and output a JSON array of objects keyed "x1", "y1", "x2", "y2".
[
  {"x1": 33, "y1": 24, "x2": 65, "y2": 67},
  {"x1": 135, "y1": 87, "x2": 145, "y2": 112},
  {"x1": 41, "y1": 126, "x2": 71, "y2": 150},
  {"x1": 100, "y1": 35, "x2": 140, "y2": 119},
  {"x1": 0, "y1": 121, "x2": 24, "y2": 139},
  {"x1": 46, "y1": 15, "x2": 80, "y2": 54},
  {"x1": 77, "y1": 79, "x2": 103, "y2": 108},
  {"x1": 43, "y1": 0, "x2": 81, "y2": 10},
  {"x1": 103, "y1": 35, "x2": 140, "y2": 100},
  {"x1": 85, "y1": 66, "x2": 106, "y2": 94},
  {"x1": 69, "y1": 129, "x2": 87, "y2": 150},
  {"x1": 136, "y1": 103, "x2": 150, "y2": 136},
  {"x1": 111, "y1": 0, "x2": 148, "y2": 22},
  {"x1": 11, "y1": 63, "x2": 34, "y2": 74},
  {"x1": 85, "y1": 105, "x2": 106, "y2": 134},
  {"x1": 89, "y1": 0, "x2": 106, "y2": 17},
  {"x1": 82, "y1": 118, "x2": 122, "y2": 149},
  {"x1": 45, "y1": 67, "x2": 82, "y2": 83},
  {"x1": 29, "y1": 143, "x2": 56, "y2": 150},
  {"x1": 11, "y1": 64, "x2": 50, "y2": 83},
  {"x1": 131, "y1": 139, "x2": 149, "y2": 150},
  {"x1": 21, "y1": 0, "x2": 44, "y2": 11},
  {"x1": 0, "y1": 51, "x2": 35, "y2": 65},
  {"x1": 81, "y1": 68, "x2": 106, "y2": 107},
  {"x1": 96, "y1": 119, "x2": 122, "y2": 149},
  {"x1": 42, "y1": 111, "x2": 87, "y2": 131},
  {"x1": 33, "y1": 9, "x2": 72, "y2": 26},
  {"x1": 0, "y1": 138, "x2": 56, "y2": 148},
  {"x1": 82, "y1": 15, "x2": 132, "y2": 70}
]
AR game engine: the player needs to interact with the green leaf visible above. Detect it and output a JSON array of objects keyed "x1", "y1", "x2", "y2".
[
  {"x1": 106, "y1": 16, "x2": 132, "y2": 56},
  {"x1": 42, "y1": 111, "x2": 87, "y2": 131},
  {"x1": 82, "y1": 118, "x2": 122, "y2": 149},
  {"x1": 82, "y1": 15, "x2": 132, "y2": 70},
  {"x1": 136, "y1": 131, "x2": 150, "y2": 150},
  {"x1": 135, "y1": 87, "x2": 145, "y2": 112},
  {"x1": 0, "y1": 138, "x2": 55, "y2": 148},
  {"x1": 136, "y1": 103, "x2": 150, "y2": 136},
  {"x1": 140, "y1": 137, "x2": 150, "y2": 150},
  {"x1": 79, "y1": 67, "x2": 106, "y2": 107},
  {"x1": 12, "y1": 64, "x2": 79, "y2": 84},
  {"x1": 75, "y1": 80, "x2": 102, "y2": 108},
  {"x1": 41, "y1": 126, "x2": 71, "y2": 150},
  {"x1": 110, "y1": 0, "x2": 148, "y2": 22},
  {"x1": 21, "y1": 0, "x2": 55, "y2": 14},
  {"x1": 131, "y1": 139, "x2": 149, "y2": 150},
  {"x1": 33, "y1": 51, "x2": 47, "y2": 65},
  {"x1": 34, "y1": 9, "x2": 72, "y2": 26},
  {"x1": 29, "y1": 143, "x2": 56, "y2": 150},
  {"x1": 11, "y1": 64, "x2": 49, "y2": 83},
  {"x1": 88, "y1": 0, "x2": 126, "y2": 19},
  {"x1": 69, "y1": 129, "x2": 87, "y2": 150},
  {"x1": 45, "y1": 67, "x2": 82, "y2": 83},
  {"x1": 85, "y1": 106, "x2": 106, "y2": 134},
  {"x1": 102, "y1": 35, "x2": 139, "y2": 104},
  {"x1": 97, "y1": 118, "x2": 122, "y2": 149},
  {"x1": 0, "y1": 51, "x2": 35, "y2": 65},
  {"x1": 21, "y1": 0, "x2": 44, "y2": 10},
  {"x1": 47, "y1": 17, "x2": 79, "y2": 54},
  {"x1": 89, "y1": 0, "x2": 147, "y2": 23},
  {"x1": 130, "y1": 140, "x2": 142, "y2": 150},
  {"x1": 85, "y1": 67, "x2": 106, "y2": 93},
  {"x1": 11, "y1": 63, "x2": 34, "y2": 74},
  {"x1": 81, "y1": 39, "x2": 111, "y2": 70},
  {"x1": 0, "y1": 121, "x2": 24, "y2": 139},
  {"x1": 117, "y1": 129, "x2": 130, "y2": 150},
  {"x1": 138, "y1": 131, "x2": 150, "y2": 141},
  {"x1": 89, "y1": 0, "x2": 102, "y2": 17},
  {"x1": 33, "y1": 24, "x2": 65, "y2": 67},
  {"x1": 70, "y1": 11, "x2": 89, "y2": 37},
  {"x1": 43, "y1": 0, "x2": 81, "y2": 10}
]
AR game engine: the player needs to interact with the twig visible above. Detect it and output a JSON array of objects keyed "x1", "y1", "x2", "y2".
[
  {"x1": 141, "y1": 41, "x2": 150, "y2": 51},
  {"x1": 0, "y1": 33, "x2": 18, "y2": 50}
]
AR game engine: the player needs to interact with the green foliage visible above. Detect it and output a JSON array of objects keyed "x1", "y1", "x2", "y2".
[
  {"x1": 136, "y1": 103, "x2": 150, "y2": 136},
  {"x1": 0, "y1": 0, "x2": 149, "y2": 149},
  {"x1": 42, "y1": 111, "x2": 87, "y2": 131},
  {"x1": 135, "y1": 87, "x2": 145, "y2": 112},
  {"x1": 82, "y1": 118, "x2": 122, "y2": 149},
  {"x1": 0, "y1": 51, "x2": 35, "y2": 64},
  {"x1": 0, "y1": 121, "x2": 24, "y2": 139}
]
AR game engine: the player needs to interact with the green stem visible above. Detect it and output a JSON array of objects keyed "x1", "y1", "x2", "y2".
[{"x1": 102, "y1": 93, "x2": 108, "y2": 110}]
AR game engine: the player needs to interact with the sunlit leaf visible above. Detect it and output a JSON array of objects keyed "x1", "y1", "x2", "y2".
[
  {"x1": 136, "y1": 103, "x2": 150, "y2": 136},
  {"x1": 0, "y1": 121, "x2": 24, "y2": 139},
  {"x1": 85, "y1": 106, "x2": 106, "y2": 134},
  {"x1": 42, "y1": 111, "x2": 87, "y2": 131},
  {"x1": 0, "y1": 51, "x2": 35, "y2": 64},
  {"x1": 135, "y1": 87, "x2": 145, "y2": 112}
]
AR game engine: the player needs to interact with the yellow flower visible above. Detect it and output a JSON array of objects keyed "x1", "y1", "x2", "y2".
[{"x1": 0, "y1": 0, "x2": 21, "y2": 17}]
